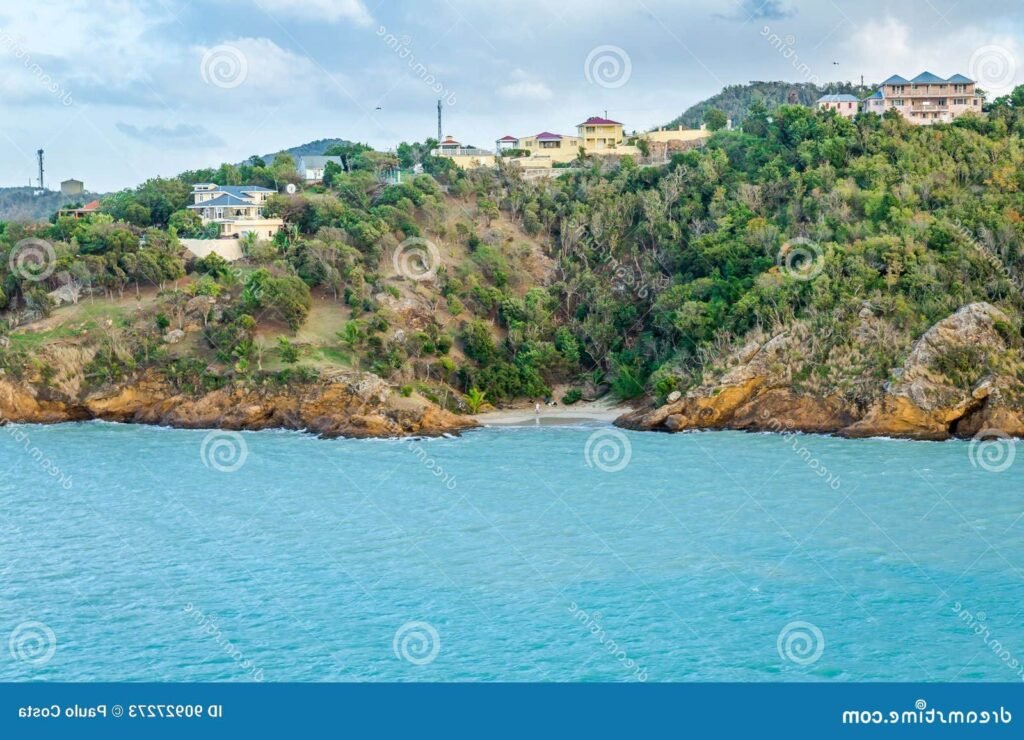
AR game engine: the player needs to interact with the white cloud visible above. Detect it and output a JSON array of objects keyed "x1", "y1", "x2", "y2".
[
  {"x1": 249, "y1": 0, "x2": 373, "y2": 26},
  {"x1": 842, "y1": 16, "x2": 1022, "y2": 95},
  {"x1": 498, "y1": 68, "x2": 553, "y2": 100}
]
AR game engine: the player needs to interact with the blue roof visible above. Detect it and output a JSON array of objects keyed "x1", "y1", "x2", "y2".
[
  {"x1": 910, "y1": 71, "x2": 945, "y2": 83},
  {"x1": 864, "y1": 89, "x2": 884, "y2": 99},
  {"x1": 188, "y1": 193, "x2": 254, "y2": 208},
  {"x1": 218, "y1": 185, "x2": 274, "y2": 195},
  {"x1": 946, "y1": 73, "x2": 973, "y2": 83},
  {"x1": 882, "y1": 75, "x2": 909, "y2": 84},
  {"x1": 818, "y1": 94, "x2": 859, "y2": 102}
]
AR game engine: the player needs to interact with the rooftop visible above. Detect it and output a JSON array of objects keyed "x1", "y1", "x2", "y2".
[
  {"x1": 818, "y1": 94, "x2": 860, "y2": 102},
  {"x1": 497, "y1": 135, "x2": 519, "y2": 142},
  {"x1": 578, "y1": 116, "x2": 623, "y2": 126},
  {"x1": 188, "y1": 193, "x2": 256, "y2": 208},
  {"x1": 534, "y1": 131, "x2": 565, "y2": 141},
  {"x1": 881, "y1": 72, "x2": 975, "y2": 85}
]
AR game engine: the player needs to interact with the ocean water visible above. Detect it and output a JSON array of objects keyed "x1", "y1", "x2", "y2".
[{"x1": 1, "y1": 420, "x2": 1022, "y2": 682}]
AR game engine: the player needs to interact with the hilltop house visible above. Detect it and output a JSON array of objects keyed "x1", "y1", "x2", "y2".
[
  {"x1": 295, "y1": 155, "x2": 343, "y2": 182},
  {"x1": 577, "y1": 116, "x2": 624, "y2": 150},
  {"x1": 58, "y1": 199, "x2": 101, "y2": 219},
  {"x1": 864, "y1": 72, "x2": 984, "y2": 124},
  {"x1": 60, "y1": 178, "x2": 84, "y2": 196},
  {"x1": 816, "y1": 93, "x2": 860, "y2": 119},
  {"x1": 430, "y1": 136, "x2": 496, "y2": 168},
  {"x1": 495, "y1": 135, "x2": 520, "y2": 152},
  {"x1": 187, "y1": 184, "x2": 283, "y2": 239}
]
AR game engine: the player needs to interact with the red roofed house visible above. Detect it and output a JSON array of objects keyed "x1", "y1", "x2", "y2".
[
  {"x1": 59, "y1": 199, "x2": 102, "y2": 219},
  {"x1": 495, "y1": 135, "x2": 520, "y2": 152},
  {"x1": 577, "y1": 116, "x2": 625, "y2": 150}
]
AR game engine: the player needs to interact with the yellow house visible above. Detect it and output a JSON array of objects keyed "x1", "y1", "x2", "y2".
[
  {"x1": 516, "y1": 131, "x2": 583, "y2": 164},
  {"x1": 576, "y1": 116, "x2": 624, "y2": 150}
]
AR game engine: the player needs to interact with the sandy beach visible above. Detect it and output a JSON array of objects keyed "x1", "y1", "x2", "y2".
[{"x1": 472, "y1": 398, "x2": 632, "y2": 427}]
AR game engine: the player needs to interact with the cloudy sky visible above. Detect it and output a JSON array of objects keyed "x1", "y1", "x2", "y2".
[{"x1": 0, "y1": 0, "x2": 1021, "y2": 192}]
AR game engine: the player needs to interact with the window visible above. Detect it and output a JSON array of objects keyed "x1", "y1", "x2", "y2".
[
  {"x1": 893, "y1": 99, "x2": 905, "y2": 106},
  {"x1": 954, "y1": 97, "x2": 966, "y2": 105}
]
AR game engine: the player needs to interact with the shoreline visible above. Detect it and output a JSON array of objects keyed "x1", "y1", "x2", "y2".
[{"x1": 472, "y1": 399, "x2": 631, "y2": 427}]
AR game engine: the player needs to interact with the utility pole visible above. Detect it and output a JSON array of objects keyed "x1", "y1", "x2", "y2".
[
  {"x1": 37, "y1": 149, "x2": 44, "y2": 190},
  {"x1": 437, "y1": 99, "x2": 442, "y2": 142}
]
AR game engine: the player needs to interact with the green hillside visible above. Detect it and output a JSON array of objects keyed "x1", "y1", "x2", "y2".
[{"x1": 668, "y1": 80, "x2": 875, "y2": 128}]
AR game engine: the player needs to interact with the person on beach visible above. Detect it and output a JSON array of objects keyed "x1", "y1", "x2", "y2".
[{"x1": 535, "y1": 402, "x2": 540, "y2": 415}]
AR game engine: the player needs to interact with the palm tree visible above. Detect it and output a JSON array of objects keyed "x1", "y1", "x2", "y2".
[{"x1": 464, "y1": 387, "x2": 488, "y2": 414}]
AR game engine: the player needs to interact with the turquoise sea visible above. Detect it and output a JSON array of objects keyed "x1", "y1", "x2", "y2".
[{"x1": 1, "y1": 421, "x2": 1022, "y2": 682}]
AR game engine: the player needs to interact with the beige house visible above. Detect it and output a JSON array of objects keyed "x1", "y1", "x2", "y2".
[
  {"x1": 60, "y1": 178, "x2": 84, "y2": 196},
  {"x1": 865, "y1": 72, "x2": 984, "y2": 124},
  {"x1": 432, "y1": 136, "x2": 496, "y2": 169},
  {"x1": 188, "y1": 184, "x2": 283, "y2": 239},
  {"x1": 816, "y1": 94, "x2": 860, "y2": 118}
]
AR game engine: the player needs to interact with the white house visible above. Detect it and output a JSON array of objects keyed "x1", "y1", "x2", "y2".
[
  {"x1": 187, "y1": 183, "x2": 283, "y2": 240},
  {"x1": 295, "y1": 155, "x2": 343, "y2": 182}
]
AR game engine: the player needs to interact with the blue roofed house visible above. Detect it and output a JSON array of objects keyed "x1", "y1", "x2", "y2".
[
  {"x1": 187, "y1": 184, "x2": 284, "y2": 240},
  {"x1": 863, "y1": 72, "x2": 984, "y2": 124},
  {"x1": 816, "y1": 93, "x2": 861, "y2": 119}
]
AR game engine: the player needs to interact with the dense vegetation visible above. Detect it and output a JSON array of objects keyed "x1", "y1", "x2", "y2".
[
  {"x1": 668, "y1": 80, "x2": 872, "y2": 129},
  {"x1": 4, "y1": 86, "x2": 1024, "y2": 412}
]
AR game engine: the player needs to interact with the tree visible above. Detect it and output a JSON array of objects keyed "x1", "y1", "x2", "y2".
[
  {"x1": 277, "y1": 336, "x2": 300, "y2": 364},
  {"x1": 704, "y1": 108, "x2": 728, "y2": 131}
]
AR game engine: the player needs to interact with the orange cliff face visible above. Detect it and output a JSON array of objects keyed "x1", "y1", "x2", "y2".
[
  {"x1": 616, "y1": 303, "x2": 1024, "y2": 441},
  {"x1": 0, "y1": 370, "x2": 476, "y2": 439}
]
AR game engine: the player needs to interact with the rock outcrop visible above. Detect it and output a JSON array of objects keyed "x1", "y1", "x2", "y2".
[
  {"x1": 0, "y1": 371, "x2": 476, "y2": 439},
  {"x1": 618, "y1": 302, "x2": 1024, "y2": 440}
]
